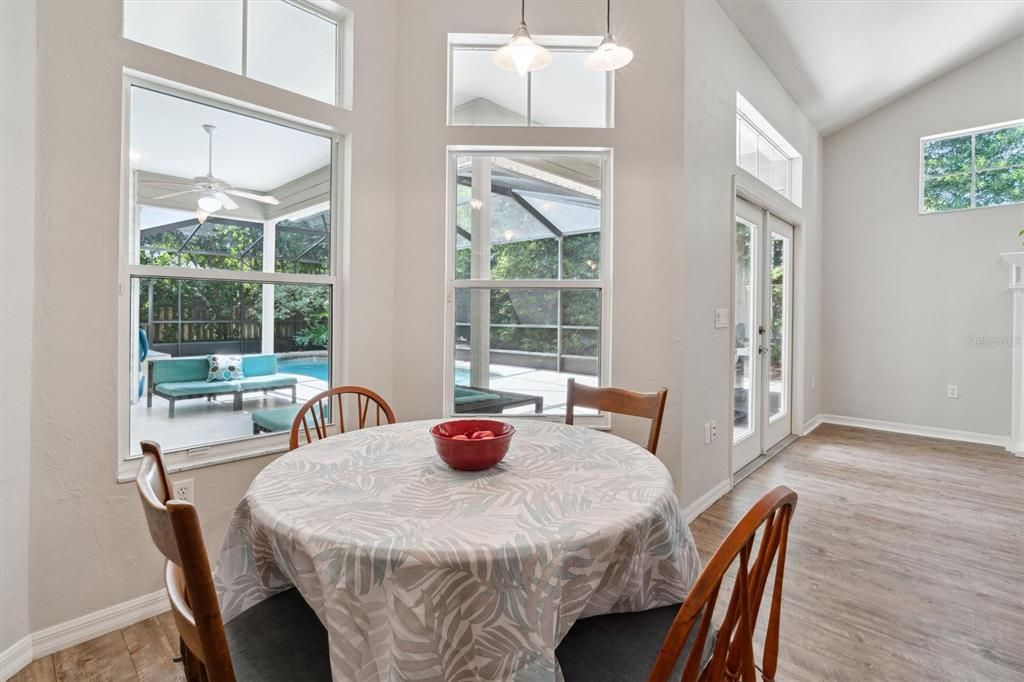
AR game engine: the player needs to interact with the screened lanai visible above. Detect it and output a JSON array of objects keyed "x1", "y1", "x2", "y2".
[{"x1": 451, "y1": 153, "x2": 604, "y2": 416}]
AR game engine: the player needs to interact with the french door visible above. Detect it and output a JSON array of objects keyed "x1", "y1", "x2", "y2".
[{"x1": 732, "y1": 197, "x2": 794, "y2": 473}]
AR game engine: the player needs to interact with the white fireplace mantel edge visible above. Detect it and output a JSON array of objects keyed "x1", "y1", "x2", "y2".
[{"x1": 1001, "y1": 252, "x2": 1024, "y2": 457}]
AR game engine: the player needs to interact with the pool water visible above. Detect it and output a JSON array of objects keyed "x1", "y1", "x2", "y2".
[{"x1": 278, "y1": 357, "x2": 329, "y2": 381}]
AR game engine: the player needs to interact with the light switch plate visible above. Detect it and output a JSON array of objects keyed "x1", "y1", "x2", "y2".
[{"x1": 714, "y1": 308, "x2": 729, "y2": 329}]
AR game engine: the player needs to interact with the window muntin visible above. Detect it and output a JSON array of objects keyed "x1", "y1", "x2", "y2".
[
  {"x1": 921, "y1": 121, "x2": 1024, "y2": 213},
  {"x1": 447, "y1": 151, "x2": 608, "y2": 418},
  {"x1": 737, "y1": 111, "x2": 792, "y2": 200},
  {"x1": 448, "y1": 36, "x2": 610, "y2": 128},
  {"x1": 123, "y1": 0, "x2": 340, "y2": 106},
  {"x1": 126, "y1": 83, "x2": 336, "y2": 460}
]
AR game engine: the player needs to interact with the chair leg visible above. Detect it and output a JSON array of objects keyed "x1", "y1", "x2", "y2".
[
  {"x1": 168, "y1": 398, "x2": 175, "y2": 419},
  {"x1": 292, "y1": 385, "x2": 297, "y2": 403},
  {"x1": 180, "y1": 639, "x2": 204, "y2": 682},
  {"x1": 233, "y1": 392, "x2": 243, "y2": 411}
]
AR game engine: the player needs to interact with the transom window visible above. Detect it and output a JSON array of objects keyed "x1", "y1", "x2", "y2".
[
  {"x1": 445, "y1": 150, "x2": 610, "y2": 419},
  {"x1": 124, "y1": 82, "x2": 337, "y2": 462},
  {"x1": 123, "y1": 0, "x2": 343, "y2": 106},
  {"x1": 920, "y1": 120, "x2": 1024, "y2": 213},
  {"x1": 448, "y1": 35, "x2": 611, "y2": 128},
  {"x1": 736, "y1": 92, "x2": 801, "y2": 204}
]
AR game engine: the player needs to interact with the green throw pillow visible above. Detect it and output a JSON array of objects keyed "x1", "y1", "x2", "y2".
[{"x1": 207, "y1": 354, "x2": 245, "y2": 382}]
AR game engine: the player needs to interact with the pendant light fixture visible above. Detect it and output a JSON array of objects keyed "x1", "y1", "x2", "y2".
[
  {"x1": 586, "y1": 0, "x2": 633, "y2": 71},
  {"x1": 493, "y1": 0, "x2": 551, "y2": 77}
]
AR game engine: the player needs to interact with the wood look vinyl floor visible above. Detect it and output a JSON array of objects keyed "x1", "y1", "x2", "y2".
[{"x1": 13, "y1": 424, "x2": 1023, "y2": 681}]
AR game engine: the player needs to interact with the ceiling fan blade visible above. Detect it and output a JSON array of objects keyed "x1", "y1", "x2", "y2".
[
  {"x1": 225, "y1": 189, "x2": 280, "y2": 205},
  {"x1": 215, "y1": 192, "x2": 239, "y2": 211},
  {"x1": 151, "y1": 189, "x2": 198, "y2": 201},
  {"x1": 196, "y1": 209, "x2": 210, "y2": 225}
]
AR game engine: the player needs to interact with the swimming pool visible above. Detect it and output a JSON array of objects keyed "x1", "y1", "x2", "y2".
[{"x1": 278, "y1": 357, "x2": 329, "y2": 381}]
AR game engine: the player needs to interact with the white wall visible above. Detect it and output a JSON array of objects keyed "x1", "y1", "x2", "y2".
[
  {"x1": 391, "y1": 0, "x2": 690, "y2": 489},
  {"x1": 25, "y1": 0, "x2": 397, "y2": 635},
  {"x1": 1, "y1": 0, "x2": 37, "y2": 660},
  {"x1": 682, "y1": 0, "x2": 824, "y2": 501},
  {"x1": 822, "y1": 36, "x2": 1024, "y2": 438}
]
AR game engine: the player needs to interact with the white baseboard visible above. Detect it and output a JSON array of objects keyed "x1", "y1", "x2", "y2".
[
  {"x1": 683, "y1": 479, "x2": 731, "y2": 523},
  {"x1": 1, "y1": 635, "x2": 32, "y2": 681},
  {"x1": 812, "y1": 414, "x2": 1009, "y2": 450},
  {"x1": 801, "y1": 414, "x2": 824, "y2": 435},
  {"x1": 1, "y1": 589, "x2": 169, "y2": 678}
]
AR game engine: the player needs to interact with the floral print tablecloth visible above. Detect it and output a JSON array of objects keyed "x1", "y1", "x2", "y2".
[{"x1": 214, "y1": 419, "x2": 700, "y2": 681}]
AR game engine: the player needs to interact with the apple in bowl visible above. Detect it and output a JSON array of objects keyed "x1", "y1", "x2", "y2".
[{"x1": 430, "y1": 419, "x2": 515, "y2": 470}]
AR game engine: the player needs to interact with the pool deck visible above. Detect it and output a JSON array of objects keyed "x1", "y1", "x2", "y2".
[{"x1": 129, "y1": 363, "x2": 597, "y2": 455}]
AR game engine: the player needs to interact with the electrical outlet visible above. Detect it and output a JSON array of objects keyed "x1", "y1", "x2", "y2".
[
  {"x1": 714, "y1": 308, "x2": 729, "y2": 329},
  {"x1": 710, "y1": 420, "x2": 719, "y2": 440},
  {"x1": 704, "y1": 422, "x2": 711, "y2": 444},
  {"x1": 946, "y1": 384, "x2": 959, "y2": 399},
  {"x1": 174, "y1": 478, "x2": 194, "y2": 503}
]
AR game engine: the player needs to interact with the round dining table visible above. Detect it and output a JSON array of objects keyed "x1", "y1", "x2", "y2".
[{"x1": 214, "y1": 419, "x2": 701, "y2": 681}]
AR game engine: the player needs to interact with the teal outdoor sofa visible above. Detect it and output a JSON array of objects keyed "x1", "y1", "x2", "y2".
[{"x1": 147, "y1": 354, "x2": 298, "y2": 418}]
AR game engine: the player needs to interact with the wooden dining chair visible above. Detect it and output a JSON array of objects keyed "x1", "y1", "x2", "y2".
[
  {"x1": 289, "y1": 385, "x2": 397, "y2": 450},
  {"x1": 556, "y1": 486, "x2": 798, "y2": 682},
  {"x1": 135, "y1": 441, "x2": 332, "y2": 682},
  {"x1": 565, "y1": 378, "x2": 669, "y2": 454}
]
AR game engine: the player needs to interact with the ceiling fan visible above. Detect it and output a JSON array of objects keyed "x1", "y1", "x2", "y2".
[{"x1": 150, "y1": 124, "x2": 280, "y2": 224}]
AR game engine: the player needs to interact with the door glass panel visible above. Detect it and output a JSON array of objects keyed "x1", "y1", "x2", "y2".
[
  {"x1": 768, "y1": 231, "x2": 789, "y2": 421},
  {"x1": 734, "y1": 219, "x2": 756, "y2": 441}
]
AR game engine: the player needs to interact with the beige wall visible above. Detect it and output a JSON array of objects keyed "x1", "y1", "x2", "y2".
[
  {"x1": 27, "y1": 0, "x2": 397, "y2": 633},
  {"x1": 681, "y1": 0, "x2": 824, "y2": 502},
  {"x1": 391, "y1": 0, "x2": 691, "y2": 489},
  {"x1": 822, "y1": 37, "x2": 1024, "y2": 437},
  {"x1": 1, "y1": 0, "x2": 37, "y2": 657}
]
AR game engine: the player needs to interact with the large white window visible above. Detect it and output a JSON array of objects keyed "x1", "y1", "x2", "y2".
[
  {"x1": 448, "y1": 35, "x2": 611, "y2": 128},
  {"x1": 736, "y1": 92, "x2": 801, "y2": 204},
  {"x1": 124, "y1": 82, "x2": 337, "y2": 463},
  {"x1": 123, "y1": 0, "x2": 342, "y2": 106},
  {"x1": 920, "y1": 120, "x2": 1024, "y2": 213},
  {"x1": 445, "y1": 150, "x2": 610, "y2": 419}
]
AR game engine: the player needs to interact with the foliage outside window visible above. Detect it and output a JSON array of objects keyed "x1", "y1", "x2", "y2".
[{"x1": 921, "y1": 121, "x2": 1024, "y2": 213}]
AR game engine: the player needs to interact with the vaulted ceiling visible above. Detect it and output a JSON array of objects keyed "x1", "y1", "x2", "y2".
[{"x1": 718, "y1": 0, "x2": 1024, "y2": 135}]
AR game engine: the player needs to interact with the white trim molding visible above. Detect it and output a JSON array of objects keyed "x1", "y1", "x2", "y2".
[
  {"x1": 1, "y1": 589, "x2": 170, "y2": 677},
  {"x1": 801, "y1": 414, "x2": 825, "y2": 435},
  {"x1": 811, "y1": 414, "x2": 1010, "y2": 450},
  {"x1": 1002, "y1": 252, "x2": 1024, "y2": 458},
  {"x1": 683, "y1": 479, "x2": 732, "y2": 524},
  {"x1": 0, "y1": 635, "x2": 32, "y2": 681}
]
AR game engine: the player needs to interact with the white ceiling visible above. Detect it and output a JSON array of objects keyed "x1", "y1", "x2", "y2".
[
  {"x1": 129, "y1": 87, "x2": 331, "y2": 191},
  {"x1": 718, "y1": 0, "x2": 1024, "y2": 135}
]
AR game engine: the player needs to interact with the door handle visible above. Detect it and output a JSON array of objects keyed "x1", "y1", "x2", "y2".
[{"x1": 758, "y1": 346, "x2": 767, "y2": 355}]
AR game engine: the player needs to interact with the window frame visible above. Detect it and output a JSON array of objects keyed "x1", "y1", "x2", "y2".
[
  {"x1": 919, "y1": 118, "x2": 1024, "y2": 215},
  {"x1": 122, "y1": 0, "x2": 347, "y2": 108},
  {"x1": 443, "y1": 147, "x2": 612, "y2": 426},
  {"x1": 118, "y1": 75, "x2": 342, "y2": 479},
  {"x1": 446, "y1": 35, "x2": 614, "y2": 128}
]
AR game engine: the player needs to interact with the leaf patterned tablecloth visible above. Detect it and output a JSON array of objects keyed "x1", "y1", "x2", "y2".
[{"x1": 214, "y1": 419, "x2": 701, "y2": 681}]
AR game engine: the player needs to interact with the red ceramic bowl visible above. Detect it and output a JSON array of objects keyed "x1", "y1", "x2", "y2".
[{"x1": 430, "y1": 419, "x2": 515, "y2": 471}]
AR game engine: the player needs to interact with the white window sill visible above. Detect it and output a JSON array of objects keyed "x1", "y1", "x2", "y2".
[{"x1": 116, "y1": 433, "x2": 290, "y2": 483}]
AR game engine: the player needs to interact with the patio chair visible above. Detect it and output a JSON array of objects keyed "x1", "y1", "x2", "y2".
[
  {"x1": 135, "y1": 441, "x2": 330, "y2": 681},
  {"x1": 557, "y1": 486, "x2": 798, "y2": 681},
  {"x1": 289, "y1": 386, "x2": 396, "y2": 450},
  {"x1": 454, "y1": 385, "x2": 544, "y2": 414},
  {"x1": 565, "y1": 378, "x2": 668, "y2": 454}
]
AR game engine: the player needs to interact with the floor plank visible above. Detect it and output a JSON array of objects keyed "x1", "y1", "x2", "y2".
[
  {"x1": 689, "y1": 424, "x2": 1024, "y2": 682},
  {"x1": 121, "y1": 612, "x2": 184, "y2": 682},
  {"x1": 11, "y1": 424, "x2": 1023, "y2": 681},
  {"x1": 9, "y1": 655, "x2": 56, "y2": 682},
  {"x1": 52, "y1": 631, "x2": 137, "y2": 682}
]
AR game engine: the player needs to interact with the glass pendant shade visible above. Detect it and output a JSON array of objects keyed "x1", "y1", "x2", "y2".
[
  {"x1": 493, "y1": 23, "x2": 551, "y2": 77},
  {"x1": 585, "y1": 33, "x2": 633, "y2": 71}
]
